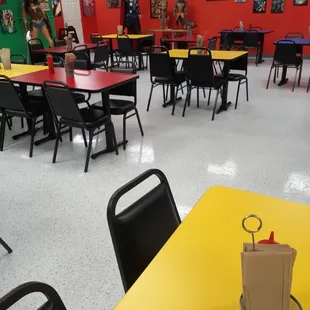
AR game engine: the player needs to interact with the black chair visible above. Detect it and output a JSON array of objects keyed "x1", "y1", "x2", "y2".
[
  {"x1": 53, "y1": 37, "x2": 66, "y2": 47},
  {"x1": 108, "y1": 61, "x2": 144, "y2": 150},
  {"x1": 0, "y1": 75, "x2": 45, "y2": 157},
  {"x1": 228, "y1": 54, "x2": 249, "y2": 109},
  {"x1": 140, "y1": 34, "x2": 155, "y2": 70},
  {"x1": 43, "y1": 81, "x2": 118, "y2": 173},
  {"x1": 92, "y1": 41, "x2": 110, "y2": 71},
  {"x1": 266, "y1": 40, "x2": 302, "y2": 92},
  {"x1": 10, "y1": 54, "x2": 26, "y2": 64},
  {"x1": 107, "y1": 169, "x2": 181, "y2": 292},
  {"x1": 248, "y1": 25, "x2": 262, "y2": 30},
  {"x1": 0, "y1": 237, "x2": 12, "y2": 253},
  {"x1": 0, "y1": 282, "x2": 67, "y2": 309},
  {"x1": 58, "y1": 28, "x2": 67, "y2": 40},
  {"x1": 184, "y1": 48, "x2": 224, "y2": 120},
  {"x1": 90, "y1": 32, "x2": 103, "y2": 44},
  {"x1": 242, "y1": 30, "x2": 261, "y2": 66},
  {"x1": 73, "y1": 51, "x2": 91, "y2": 70},
  {"x1": 160, "y1": 34, "x2": 171, "y2": 50},
  {"x1": 28, "y1": 38, "x2": 46, "y2": 65},
  {"x1": 220, "y1": 32, "x2": 233, "y2": 50},
  {"x1": 285, "y1": 32, "x2": 304, "y2": 39},
  {"x1": 116, "y1": 35, "x2": 142, "y2": 68},
  {"x1": 73, "y1": 45, "x2": 91, "y2": 69},
  {"x1": 147, "y1": 46, "x2": 186, "y2": 115},
  {"x1": 208, "y1": 37, "x2": 217, "y2": 50},
  {"x1": 66, "y1": 25, "x2": 79, "y2": 43}
]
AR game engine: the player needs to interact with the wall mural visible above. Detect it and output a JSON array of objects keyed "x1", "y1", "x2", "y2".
[
  {"x1": 294, "y1": 0, "x2": 307, "y2": 5},
  {"x1": 83, "y1": 0, "x2": 95, "y2": 15},
  {"x1": 107, "y1": 0, "x2": 121, "y2": 8},
  {"x1": 271, "y1": 0, "x2": 285, "y2": 12},
  {"x1": 0, "y1": 9, "x2": 16, "y2": 34},
  {"x1": 253, "y1": 0, "x2": 267, "y2": 12},
  {"x1": 52, "y1": 0, "x2": 62, "y2": 16}
]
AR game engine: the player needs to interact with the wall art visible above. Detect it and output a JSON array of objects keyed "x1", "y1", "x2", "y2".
[
  {"x1": 83, "y1": 0, "x2": 95, "y2": 15},
  {"x1": 294, "y1": 0, "x2": 307, "y2": 5},
  {"x1": 0, "y1": 9, "x2": 16, "y2": 34},
  {"x1": 253, "y1": 0, "x2": 267, "y2": 12},
  {"x1": 107, "y1": 0, "x2": 121, "y2": 8},
  {"x1": 52, "y1": 0, "x2": 62, "y2": 16},
  {"x1": 271, "y1": 0, "x2": 285, "y2": 12}
]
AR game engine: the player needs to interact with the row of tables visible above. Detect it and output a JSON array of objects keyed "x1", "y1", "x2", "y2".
[{"x1": 0, "y1": 64, "x2": 138, "y2": 155}]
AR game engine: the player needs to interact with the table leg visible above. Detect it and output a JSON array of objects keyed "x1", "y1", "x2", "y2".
[
  {"x1": 278, "y1": 65, "x2": 288, "y2": 86},
  {"x1": 258, "y1": 34, "x2": 265, "y2": 64},
  {"x1": 109, "y1": 38, "x2": 115, "y2": 66},
  {"x1": 216, "y1": 60, "x2": 231, "y2": 114},
  {"x1": 172, "y1": 32, "x2": 175, "y2": 49},
  {"x1": 162, "y1": 83, "x2": 182, "y2": 108}
]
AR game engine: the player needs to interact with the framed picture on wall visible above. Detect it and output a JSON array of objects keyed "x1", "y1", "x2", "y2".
[
  {"x1": 107, "y1": 0, "x2": 121, "y2": 8},
  {"x1": 41, "y1": 0, "x2": 50, "y2": 11},
  {"x1": 82, "y1": 0, "x2": 95, "y2": 16},
  {"x1": 0, "y1": 0, "x2": 6, "y2": 5},
  {"x1": 253, "y1": 0, "x2": 267, "y2": 12},
  {"x1": 0, "y1": 9, "x2": 16, "y2": 34},
  {"x1": 294, "y1": 0, "x2": 307, "y2": 5},
  {"x1": 271, "y1": 0, "x2": 285, "y2": 12},
  {"x1": 151, "y1": 0, "x2": 160, "y2": 18},
  {"x1": 52, "y1": 0, "x2": 62, "y2": 16}
]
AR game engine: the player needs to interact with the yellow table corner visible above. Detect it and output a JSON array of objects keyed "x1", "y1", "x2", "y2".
[{"x1": 0, "y1": 64, "x2": 47, "y2": 79}]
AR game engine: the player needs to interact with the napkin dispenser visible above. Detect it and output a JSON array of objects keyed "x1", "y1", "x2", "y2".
[{"x1": 0, "y1": 48, "x2": 11, "y2": 70}]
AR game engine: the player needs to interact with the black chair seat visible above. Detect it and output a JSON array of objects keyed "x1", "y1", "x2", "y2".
[
  {"x1": 61, "y1": 106, "x2": 108, "y2": 128},
  {"x1": 155, "y1": 72, "x2": 186, "y2": 85},
  {"x1": 110, "y1": 99, "x2": 135, "y2": 115},
  {"x1": 6, "y1": 100, "x2": 45, "y2": 118},
  {"x1": 27, "y1": 89, "x2": 86, "y2": 103},
  {"x1": 192, "y1": 75, "x2": 224, "y2": 88},
  {"x1": 274, "y1": 58, "x2": 302, "y2": 67}
]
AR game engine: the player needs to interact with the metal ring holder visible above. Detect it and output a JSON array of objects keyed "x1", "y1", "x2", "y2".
[{"x1": 242, "y1": 214, "x2": 263, "y2": 251}]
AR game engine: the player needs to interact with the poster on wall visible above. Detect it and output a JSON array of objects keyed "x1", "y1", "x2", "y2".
[
  {"x1": 151, "y1": 0, "x2": 160, "y2": 18},
  {"x1": 0, "y1": 9, "x2": 16, "y2": 34},
  {"x1": 294, "y1": 0, "x2": 307, "y2": 5},
  {"x1": 41, "y1": 0, "x2": 50, "y2": 11},
  {"x1": 0, "y1": 0, "x2": 6, "y2": 5},
  {"x1": 107, "y1": 0, "x2": 121, "y2": 8},
  {"x1": 53, "y1": 0, "x2": 62, "y2": 16},
  {"x1": 253, "y1": 0, "x2": 267, "y2": 11},
  {"x1": 82, "y1": 0, "x2": 95, "y2": 15},
  {"x1": 271, "y1": 0, "x2": 285, "y2": 12}
]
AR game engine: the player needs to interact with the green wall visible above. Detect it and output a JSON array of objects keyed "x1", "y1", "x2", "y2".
[{"x1": 0, "y1": 0, "x2": 56, "y2": 62}]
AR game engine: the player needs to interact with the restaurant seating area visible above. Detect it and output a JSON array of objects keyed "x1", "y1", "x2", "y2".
[{"x1": 1, "y1": 1, "x2": 310, "y2": 308}]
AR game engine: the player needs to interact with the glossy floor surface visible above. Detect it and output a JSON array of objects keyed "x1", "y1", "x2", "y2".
[{"x1": 1, "y1": 59, "x2": 310, "y2": 309}]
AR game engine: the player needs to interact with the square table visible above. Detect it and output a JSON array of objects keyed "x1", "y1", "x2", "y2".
[
  {"x1": 12, "y1": 68, "x2": 139, "y2": 156},
  {"x1": 115, "y1": 186, "x2": 310, "y2": 310},
  {"x1": 161, "y1": 35, "x2": 211, "y2": 49},
  {"x1": 0, "y1": 63, "x2": 47, "y2": 78},
  {"x1": 219, "y1": 29, "x2": 274, "y2": 63},
  {"x1": 168, "y1": 49, "x2": 248, "y2": 114},
  {"x1": 273, "y1": 38, "x2": 310, "y2": 86},
  {"x1": 102, "y1": 34, "x2": 154, "y2": 70},
  {"x1": 35, "y1": 43, "x2": 98, "y2": 56}
]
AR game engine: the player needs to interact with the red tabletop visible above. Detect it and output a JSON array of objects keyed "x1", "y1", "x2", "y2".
[
  {"x1": 12, "y1": 68, "x2": 138, "y2": 93},
  {"x1": 35, "y1": 43, "x2": 98, "y2": 55},
  {"x1": 162, "y1": 35, "x2": 209, "y2": 43}
]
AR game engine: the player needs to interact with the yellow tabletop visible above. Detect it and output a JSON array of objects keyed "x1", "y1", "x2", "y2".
[
  {"x1": 168, "y1": 49, "x2": 248, "y2": 61},
  {"x1": 115, "y1": 186, "x2": 310, "y2": 310},
  {"x1": 102, "y1": 34, "x2": 153, "y2": 39},
  {"x1": 0, "y1": 64, "x2": 47, "y2": 78}
]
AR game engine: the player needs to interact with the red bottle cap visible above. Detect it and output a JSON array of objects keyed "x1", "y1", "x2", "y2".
[{"x1": 258, "y1": 231, "x2": 279, "y2": 244}]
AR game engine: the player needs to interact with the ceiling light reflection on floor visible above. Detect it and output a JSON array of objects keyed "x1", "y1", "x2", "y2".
[
  {"x1": 207, "y1": 161, "x2": 237, "y2": 178},
  {"x1": 127, "y1": 143, "x2": 155, "y2": 164},
  {"x1": 284, "y1": 173, "x2": 310, "y2": 196}
]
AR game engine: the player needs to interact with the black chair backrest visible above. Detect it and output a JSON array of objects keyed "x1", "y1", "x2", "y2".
[
  {"x1": 0, "y1": 75, "x2": 27, "y2": 114},
  {"x1": 28, "y1": 38, "x2": 46, "y2": 64},
  {"x1": 54, "y1": 37, "x2": 66, "y2": 47},
  {"x1": 91, "y1": 32, "x2": 103, "y2": 44},
  {"x1": 58, "y1": 28, "x2": 67, "y2": 40},
  {"x1": 117, "y1": 35, "x2": 134, "y2": 54},
  {"x1": 141, "y1": 34, "x2": 155, "y2": 49},
  {"x1": 10, "y1": 54, "x2": 26, "y2": 64},
  {"x1": 285, "y1": 32, "x2": 304, "y2": 39},
  {"x1": 0, "y1": 282, "x2": 67, "y2": 310},
  {"x1": 208, "y1": 37, "x2": 217, "y2": 50},
  {"x1": 107, "y1": 169, "x2": 181, "y2": 292},
  {"x1": 160, "y1": 35, "x2": 170, "y2": 50},
  {"x1": 73, "y1": 52, "x2": 90, "y2": 70},
  {"x1": 274, "y1": 40, "x2": 297, "y2": 65},
  {"x1": 187, "y1": 48, "x2": 214, "y2": 86},
  {"x1": 43, "y1": 81, "x2": 84, "y2": 124},
  {"x1": 73, "y1": 45, "x2": 91, "y2": 68},
  {"x1": 149, "y1": 46, "x2": 175, "y2": 82},
  {"x1": 243, "y1": 30, "x2": 259, "y2": 47},
  {"x1": 249, "y1": 25, "x2": 262, "y2": 30},
  {"x1": 220, "y1": 32, "x2": 232, "y2": 50},
  {"x1": 94, "y1": 41, "x2": 109, "y2": 65},
  {"x1": 230, "y1": 54, "x2": 248, "y2": 75}
]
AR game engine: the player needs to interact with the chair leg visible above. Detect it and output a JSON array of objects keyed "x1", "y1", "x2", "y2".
[
  {"x1": 6, "y1": 117, "x2": 11, "y2": 131},
  {"x1": 0, "y1": 114, "x2": 6, "y2": 151},
  {"x1": 307, "y1": 77, "x2": 310, "y2": 93},
  {"x1": 81, "y1": 129, "x2": 87, "y2": 147},
  {"x1": 123, "y1": 114, "x2": 127, "y2": 150},
  {"x1": 197, "y1": 87, "x2": 200, "y2": 108},
  {"x1": 212, "y1": 89, "x2": 220, "y2": 121},
  {"x1": 292, "y1": 68, "x2": 299, "y2": 92},
  {"x1": 203, "y1": 88, "x2": 206, "y2": 98},
  {"x1": 21, "y1": 118, "x2": 24, "y2": 129},
  {"x1": 52, "y1": 124, "x2": 61, "y2": 163},
  {"x1": 147, "y1": 84, "x2": 154, "y2": 111},
  {"x1": 298, "y1": 63, "x2": 303, "y2": 86},
  {"x1": 235, "y1": 81, "x2": 241, "y2": 110},
  {"x1": 266, "y1": 66, "x2": 273, "y2": 89},
  {"x1": 162, "y1": 85, "x2": 166, "y2": 103},
  {"x1": 0, "y1": 237, "x2": 12, "y2": 253},
  {"x1": 84, "y1": 130, "x2": 94, "y2": 173},
  {"x1": 135, "y1": 108, "x2": 144, "y2": 136},
  {"x1": 165, "y1": 85, "x2": 169, "y2": 101},
  {"x1": 182, "y1": 86, "x2": 191, "y2": 117},
  {"x1": 69, "y1": 127, "x2": 73, "y2": 142},
  {"x1": 172, "y1": 84, "x2": 178, "y2": 115},
  {"x1": 110, "y1": 122, "x2": 119, "y2": 155},
  {"x1": 246, "y1": 78, "x2": 249, "y2": 102},
  {"x1": 29, "y1": 119, "x2": 36, "y2": 158},
  {"x1": 207, "y1": 88, "x2": 212, "y2": 106}
]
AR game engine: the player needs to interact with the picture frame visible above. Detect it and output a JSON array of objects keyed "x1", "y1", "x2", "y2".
[
  {"x1": 107, "y1": 0, "x2": 121, "y2": 8},
  {"x1": 253, "y1": 0, "x2": 267, "y2": 12}
]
